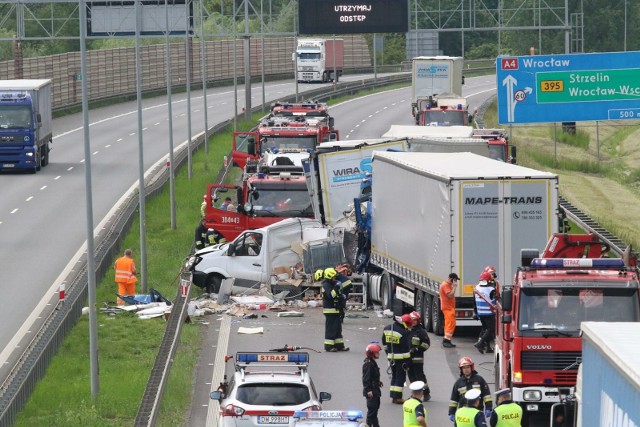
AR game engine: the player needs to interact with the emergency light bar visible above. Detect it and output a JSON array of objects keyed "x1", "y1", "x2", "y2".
[
  {"x1": 236, "y1": 352, "x2": 310, "y2": 364},
  {"x1": 293, "y1": 410, "x2": 363, "y2": 420},
  {"x1": 529, "y1": 258, "x2": 625, "y2": 269}
]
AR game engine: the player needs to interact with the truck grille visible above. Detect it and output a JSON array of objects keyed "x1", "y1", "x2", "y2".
[{"x1": 522, "y1": 351, "x2": 581, "y2": 371}]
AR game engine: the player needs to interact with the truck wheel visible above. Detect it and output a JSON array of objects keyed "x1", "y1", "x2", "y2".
[
  {"x1": 205, "y1": 274, "x2": 224, "y2": 294},
  {"x1": 380, "y1": 272, "x2": 392, "y2": 310},
  {"x1": 35, "y1": 148, "x2": 42, "y2": 172},
  {"x1": 422, "y1": 293, "x2": 433, "y2": 332},
  {"x1": 42, "y1": 145, "x2": 49, "y2": 167},
  {"x1": 431, "y1": 297, "x2": 444, "y2": 336}
]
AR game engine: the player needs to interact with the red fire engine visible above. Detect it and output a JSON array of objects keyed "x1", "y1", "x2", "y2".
[
  {"x1": 232, "y1": 118, "x2": 339, "y2": 169},
  {"x1": 203, "y1": 167, "x2": 313, "y2": 242},
  {"x1": 494, "y1": 233, "x2": 640, "y2": 426},
  {"x1": 269, "y1": 100, "x2": 334, "y2": 129}
]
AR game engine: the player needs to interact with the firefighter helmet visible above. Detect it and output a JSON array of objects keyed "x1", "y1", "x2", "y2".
[
  {"x1": 479, "y1": 271, "x2": 493, "y2": 282},
  {"x1": 458, "y1": 356, "x2": 475, "y2": 370},
  {"x1": 484, "y1": 265, "x2": 497, "y2": 278},
  {"x1": 365, "y1": 342, "x2": 382, "y2": 358},
  {"x1": 324, "y1": 267, "x2": 337, "y2": 280},
  {"x1": 400, "y1": 313, "x2": 414, "y2": 328},
  {"x1": 314, "y1": 269, "x2": 324, "y2": 281},
  {"x1": 409, "y1": 310, "x2": 421, "y2": 324}
]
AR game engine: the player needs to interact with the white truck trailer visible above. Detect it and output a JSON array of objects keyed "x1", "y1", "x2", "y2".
[
  {"x1": 295, "y1": 39, "x2": 344, "y2": 83},
  {"x1": 411, "y1": 56, "x2": 464, "y2": 117},
  {"x1": 0, "y1": 79, "x2": 53, "y2": 172},
  {"x1": 572, "y1": 322, "x2": 640, "y2": 427},
  {"x1": 362, "y1": 152, "x2": 559, "y2": 334}
]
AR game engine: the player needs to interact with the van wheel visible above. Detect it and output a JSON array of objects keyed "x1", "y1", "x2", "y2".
[
  {"x1": 431, "y1": 297, "x2": 444, "y2": 336},
  {"x1": 205, "y1": 274, "x2": 224, "y2": 294}
]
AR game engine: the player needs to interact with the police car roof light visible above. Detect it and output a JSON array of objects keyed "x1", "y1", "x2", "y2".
[
  {"x1": 529, "y1": 258, "x2": 625, "y2": 269},
  {"x1": 293, "y1": 410, "x2": 363, "y2": 420}
]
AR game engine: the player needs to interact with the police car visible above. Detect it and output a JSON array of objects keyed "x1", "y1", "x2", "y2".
[
  {"x1": 293, "y1": 410, "x2": 367, "y2": 426},
  {"x1": 210, "y1": 352, "x2": 331, "y2": 426}
]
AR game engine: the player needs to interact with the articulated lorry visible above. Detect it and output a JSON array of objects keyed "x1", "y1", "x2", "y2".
[
  {"x1": 382, "y1": 125, "x2": 515, "y2": 163},
  {"x1": 295, "y1": 39, "x2": 344, "y2": 83},
  {"x1": 495, "y1": 234, "x2": 640, "y2": 426},
  {"x1": 411, "y1": 56, "x2": 464, "y2": 119},
  {"x1": 0, "y1": 79, "x2": 53, "y2": 173},
  {"x1": 356, "y1": 152, "x2": 558, "y2": 334}
]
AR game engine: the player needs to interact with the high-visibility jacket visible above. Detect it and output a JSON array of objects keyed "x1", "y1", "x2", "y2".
[
  {"x1": 402, "y1": 397, "x2": 425, "y2": 427},
  {"x1": 493, "y1": 401, "x2": 523, "y2": 426},
  {"x1": 115, "y1": 257, "x2": 137, "y2": 284},
  {"x1": 474, "y1": 281, "x2": 496, "y2": 316},
  {"x1": 455, "y1": 406, "x2": 481, "y2": 427}
]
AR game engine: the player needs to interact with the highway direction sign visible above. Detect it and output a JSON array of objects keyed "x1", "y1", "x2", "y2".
[{"x1": 496, "y1": 51, "x2": 640, "y2": 124}]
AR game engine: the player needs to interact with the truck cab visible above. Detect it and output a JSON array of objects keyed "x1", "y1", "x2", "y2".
[{"x1": 495, "y1": 235, "x2": 640, "y2": 425}]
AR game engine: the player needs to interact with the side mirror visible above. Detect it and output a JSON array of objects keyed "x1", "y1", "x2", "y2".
[
  {"x1": 501, "y1": 288, "x2": 513, "y2": 311},
  {"x1": 36, "y1": 113, "x2": 42, "y2": 124},
  {"x1": 248, "y1": 137, "x2": 256, "y2": 156},
  {"x1": 501, "y1": 313, "x2": 512, "y2": 324},
  {"x1": 210, "y1": 390, "x2": 223, "y2": 401},
  {"x1": 226, "y1": 242, "x2": 236, "y2": 256},
  {"x1": 462, "y1": 75, "x2": 465, "y2": 85},
  {"x1": 319, "y1": 391, "x2": 332, "y2": 403}
]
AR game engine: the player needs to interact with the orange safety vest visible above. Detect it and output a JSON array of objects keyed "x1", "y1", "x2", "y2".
[{"x1": 114, "y1": 257, "x2": 137, "y2": 285}]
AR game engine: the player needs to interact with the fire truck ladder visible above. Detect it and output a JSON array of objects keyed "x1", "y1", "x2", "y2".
[{"x1": 558, "y1": 196, "x2": 638, "y2": 259}]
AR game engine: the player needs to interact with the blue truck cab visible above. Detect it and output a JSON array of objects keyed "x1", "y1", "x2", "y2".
[{"x1": 0, "y1": 79, "x2": 53, "y2": 173}]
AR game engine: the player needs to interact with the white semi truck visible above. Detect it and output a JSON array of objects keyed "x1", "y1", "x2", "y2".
[
  {"x1": 411, "y1": 56, "x2": 464, "y2": 118},
  {"x1": 358, "y1": 152, "x2": 559, "y2": 334},
  {"x1": 294, "y1": 39, "x2": 344, "y2": 83}
]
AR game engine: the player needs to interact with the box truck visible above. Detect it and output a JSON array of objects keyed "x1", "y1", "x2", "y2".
[
  {"x1": 411, "y1": 56, "x2": 464, "y2": 118},
  {"x1": 0, "y1": 79, "x2": 53, "y2": 173},
  {"x1": 358, "y1": 152, "x2": 559, "y2": 334},
  {"x1": 295, "y1": 39, "x2": 344, "y2": 83}
]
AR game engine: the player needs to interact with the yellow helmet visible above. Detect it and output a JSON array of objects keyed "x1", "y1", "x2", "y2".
[
  {"x1": 324, "y1": 267, "x2": 337, "y2": 280},
  {"x1": 314, "y1": 269, "x2": 324, "y2": 281}
]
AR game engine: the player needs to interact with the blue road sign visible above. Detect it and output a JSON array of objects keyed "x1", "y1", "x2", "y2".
[{"x1": 496, "y1": 51, "x2": 640, "y2": 124}]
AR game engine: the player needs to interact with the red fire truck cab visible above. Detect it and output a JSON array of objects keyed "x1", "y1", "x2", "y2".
[
  {"x1": 494, "y1": 234, "x2": 640, "y2": 426},
  {"x1": 203, "y1": 170, "x2": 314, "y2": 242}
]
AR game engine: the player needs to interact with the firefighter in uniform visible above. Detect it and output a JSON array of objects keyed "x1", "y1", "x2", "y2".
[
  {"x1": 489, "y1": 388, "x2": 522, "y2": 427},
  {"x1": 205, "y1": 228, "x2": 226, "y2": 246},
  {"x1": 473, "y1": 271, "x2": 497, "y2": 354},
  {"x1": 403, "y1": 381, "x2": 428, "y2": 427},
  {"x1": 322, "y1": 267, "x2": 350, "y2": 352},
  {"x1": 194, "y1": 218, "x2": 208, "y2": 250},
  {"x1": 454, "y1": 389, "x2": 488, "y2": 427},
  {"x1": 448, "y1": 357, "x2": 493, "y2": 422},
  {"x1": 382, "y1": 313, "x2": 413, "y2": 404},
  {"x1": 408, "y1": 311, "x2": 432, "y2": 401}
]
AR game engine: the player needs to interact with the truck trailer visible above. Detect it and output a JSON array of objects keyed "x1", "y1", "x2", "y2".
[
  {"x1": 411, "y1": 56, "x2": 464, "y2": 118},
  {"x1": 574, "y1": 322, "x2": 640, "y2": 427},
  {"x1": 0, "y1": 79, "x2": 53, "y2": 173},
  {"x1": 359, "y1": 152, "x2": 559, "y2": 335},
  {"x1": 295, "y1": 39, "x2": 344, "y2": 83}
]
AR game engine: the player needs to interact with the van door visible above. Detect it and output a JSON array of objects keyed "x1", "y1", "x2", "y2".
[{"x1": 226, "y1": 231, "x2": 266, "y2": 287}]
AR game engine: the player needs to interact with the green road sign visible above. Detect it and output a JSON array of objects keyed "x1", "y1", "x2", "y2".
[{"x1": 537, "y1": 68, "x2": 640, "y2": 103}]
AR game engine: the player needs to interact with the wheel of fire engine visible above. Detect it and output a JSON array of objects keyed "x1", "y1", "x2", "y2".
[
  {"x1": 431, "y1": 296, "x2": 444, "y2": 336},
  {"x1": 422, "y1": 292, "x2": 433, "y2": 332},
  {"x1": 494, "y1": 358, "x2": 501, "y2": 396},
  {"x1": 380, "y1": 271, "x2": 392, "y2": 310},
  {"x1": 205, "y1": 273, "x2": 224, "y2": 294}
]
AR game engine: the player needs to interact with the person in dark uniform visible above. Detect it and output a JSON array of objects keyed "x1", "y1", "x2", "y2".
[
  {"x1": 382, "y1": 313, "x2": 414, "y2": 404},
  {"x1": 449, "y1": 356, "x2": 493, "y2": 422},
  {"x1": 322, "y1": 267, "x2": 350, "y2": 352},
  {"x1": 362, "y1": 342, "x2": 383, "y2": 427},
  {"x1": 205, "y1": 228, "x2": 226, "y2": 246},
  {"x1": 194, "y1": 218, "x2": 208, "y2": 251},
  {"x1": 408, "y1": 311, "x2": 432, "y2": 401}
]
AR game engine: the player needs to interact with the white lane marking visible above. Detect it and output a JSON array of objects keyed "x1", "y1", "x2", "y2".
[
  {"x1": 143, "y1": 127, "x2": 148, "y2": 131},
  {"x1": 129, "y1": 132, "x2": 135, "y2": 136},
  {"x1": 26, "y1": 196, "x2": 33, "y2": 202},
  {"x1": 40, "y1": 186, "x2": 47, "y2": 190},
  {"x1": 154, "y1": 122, "x2": 160, "y2": 126},
  {"x1": 93, "y1": 151, "x2": 99, "y2": 156},
  {"x1": 117, "y1": 138, "x2": 123, "y2": 142},
  {"x1": 67, "y1": 167, "x2": 73, "y2": 172},
  {"x1": 55, "y1": 176, "x2": 61, "y2": 180},
  {"x1": 11, "y1": 209, "x2": 18, "y2": 214},
  {"x1": 105, "y1": 144, "x2": 111, "y2": 148}
]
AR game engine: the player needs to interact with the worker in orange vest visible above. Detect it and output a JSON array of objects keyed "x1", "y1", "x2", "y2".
[{"x1": 114, "y1": 248, "x2": 138, "y2": 305}]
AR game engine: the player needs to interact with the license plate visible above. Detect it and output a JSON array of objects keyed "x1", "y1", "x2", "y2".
[
  {"x1": 257, "y1": 415, "x2": 289, "y2": 424},
  {"x1": 2, "y1": 164, "x2": 15, "y2": 168}
]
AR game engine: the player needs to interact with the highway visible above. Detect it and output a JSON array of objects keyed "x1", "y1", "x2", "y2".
[
  {"x1": 0, "y1": 74, "x2": 400, "y2": 378},
  {"x1": 204, "y1": 76, "x2": 500, "y2": 426}
]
